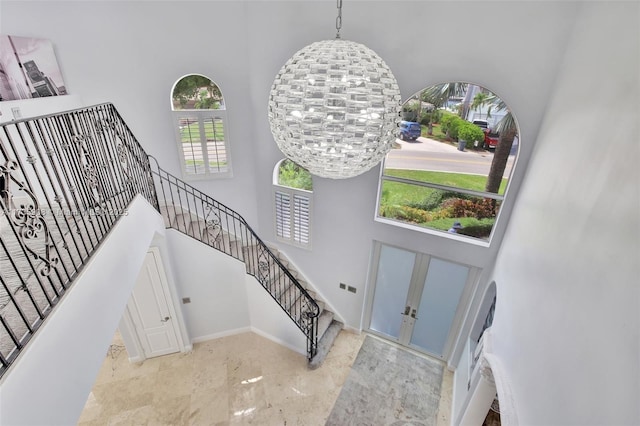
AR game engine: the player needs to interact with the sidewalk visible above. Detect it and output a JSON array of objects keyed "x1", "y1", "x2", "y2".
[{"x1": 395, "y1": 136, "x2": 492, "y2": 157}]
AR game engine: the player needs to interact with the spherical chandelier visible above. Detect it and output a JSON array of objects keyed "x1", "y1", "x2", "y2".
[{"x1": 267, "y1": 1, "x2": 401, "y2": 179}]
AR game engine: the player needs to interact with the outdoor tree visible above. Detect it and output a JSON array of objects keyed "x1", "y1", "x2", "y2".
[
  {"x1": 172, "y1": 75, "x2": 223, "y2": 109},
  {"x1": 471, "y1": 91, "x2": 490, "y2": 120},
  {"x1": 485, "y1": 99, "x2": 517, "y2": 194},
  {"x1": 422, "y1": 82, "x2": 468, "y2": 111}
]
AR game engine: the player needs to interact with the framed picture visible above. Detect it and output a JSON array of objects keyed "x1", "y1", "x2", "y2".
[{"x1": 0, "y1": 35, "x2": 67, "y2": 101}]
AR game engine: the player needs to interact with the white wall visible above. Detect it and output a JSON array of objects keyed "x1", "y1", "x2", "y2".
[
  {"x1": 244, "y1": 1, "x2": 581, "y2": 330},
  {"x1": 0, "y1": 94, "x2": 83, "y2": 123},
  {"x1": 7, "y1": 6, "x2": 637, "y2": 423},
  {"x1": 0, "y1": 196, "x2": 165, "y2": 426},
  {"x1": 487, "y1": 2, "x2": 640, "y2": 424},
  {"x1": 163, "y1": 229, "x2": 307, "y2": 353},
  {"x1": 0, "y1": 1, "x2": 580, "y2": 335},
  {"x1": 165, "y1": 230, "x2": 251, "y2": 341},
  {"x1": 245, "y1": 275, "x2": 308, "y2": 355}
]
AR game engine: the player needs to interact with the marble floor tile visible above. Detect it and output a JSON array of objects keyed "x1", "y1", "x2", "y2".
[{"x1": 79, "y1": 330, "x2": 453, "y2": 425}]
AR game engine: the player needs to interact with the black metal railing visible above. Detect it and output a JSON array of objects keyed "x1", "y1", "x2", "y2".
[
  {"x1": 0, "y1": 103, "x2": 318, "y2": 378},
  {"x1": 0, "y1": 103, "x2": 156, "y2": 378},
  {"x1": 149, "y1": 157, "x2": 319, "y2": 359}
]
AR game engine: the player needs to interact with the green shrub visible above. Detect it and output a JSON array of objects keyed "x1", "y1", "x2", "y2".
[
  {"x1": 408, "y1": 190, "x2": 471, "y2": 211},
  {"x1": 442, "y1": 197, "x2": 497, "y2": 219},
  {"x1": 278, "y1": 159, "x2": 313, "y2": 190},
  {"x1": 441, "y1": 115, "x2": 464, "y2": 140},
  {"x1": 457, "y1": 224, "x2": 494, "y2": 238},
  {"x1": 379, "y1": 205, "x2": 432, "y2": 223},
  {"x1": 458, "y1": 122, "x2": 486, "y2": 148}
]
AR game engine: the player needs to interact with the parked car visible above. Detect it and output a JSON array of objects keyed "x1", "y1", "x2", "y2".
[
  {"x1": 483, "y1": 129, "x2": 500, "y2": 150},
  {"x1": 472, "y1": 119, "x2": 499, "y2": 149},
  {"x1": 399, "y1": 121, "x2": 422, "y2": 141},
  {"x1": 472, "y1": 119, "x2": 489, "y2": 130}
]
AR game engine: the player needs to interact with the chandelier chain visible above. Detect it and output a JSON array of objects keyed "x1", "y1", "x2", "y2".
[{"x1": 336, "y1": 0, "x2": 342, "y2": 39}]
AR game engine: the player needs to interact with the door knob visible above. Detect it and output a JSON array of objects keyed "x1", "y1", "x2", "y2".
[
  {"x1": 401, "y1": 306, "x2": 410, "y2": 315},
  {"x1": 161, "y1": 316, "x2": 170, "y2": 323},
  {"x1": 410, "y1": 309, "x2": 418, "y2": 319}
]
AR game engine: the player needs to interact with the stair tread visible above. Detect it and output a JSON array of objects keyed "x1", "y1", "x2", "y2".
[
  {"x1": 309, "y1": 319, "x2": 343, "y2": 370},
  {"x1": 316, "y1": 309, "x2": 334, "y2": 339}
]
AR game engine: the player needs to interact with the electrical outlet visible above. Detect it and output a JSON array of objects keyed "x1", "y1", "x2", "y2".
[
  {"x1": 11, "y1": 107, "x2": 22, "y2": 120},
  {"x1": 182, "y1": 297, "x2": 191, "y2": 304},
  {"x1": 339, "y1": 283, "x2": 346, "y2": 290},
  {"x1": 347, "y1": 286, "x2": 357, "y2": 294}
]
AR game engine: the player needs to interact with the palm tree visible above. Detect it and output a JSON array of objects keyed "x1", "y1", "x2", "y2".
[
  {"x1": 422, "y1": 82, "x2": 468, "y2": 111},
  {"x1": 485, "y1": 97, "x2": 518, "y2": 194},
  {"x1": 471, "y1": 91, "x2": 490, "y2": 120}
]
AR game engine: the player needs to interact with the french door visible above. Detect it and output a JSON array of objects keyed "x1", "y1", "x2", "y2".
[{"x1": 366, "y1": 242, "x2": 475, "y2": 359}]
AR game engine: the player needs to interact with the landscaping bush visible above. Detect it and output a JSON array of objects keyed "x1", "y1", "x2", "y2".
[
  {"x1": 408, "y1": 190, "x2": 472, "y2": 211},
  {"x1": 457, "y1": 224, "x2": 494, "y2": 238},
  {"x1": 439, "y1": 111, "x2": 464, "y2": 139},
  {"x1": 458, "y1": 121, "x2": 486, "y2": 149},
  {"x1": 379, "y1": 205, "x2": 433, "y2": 223},
  {"x1": 278, "y1": 159, "x2": 313, "y2": 190},
  {"x1": 442, "y1": 197, "x2": 497, "y2": 219}
]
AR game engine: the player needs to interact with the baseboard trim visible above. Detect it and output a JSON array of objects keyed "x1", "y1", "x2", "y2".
[
  {"x1": 190, "y1": 326, "x2": 252, "y2": 344},
  {"x1": 250, "y1": 326, "x2": 306, "y2": 356}
]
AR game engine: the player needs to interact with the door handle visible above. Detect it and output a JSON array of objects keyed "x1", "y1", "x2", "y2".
[
  {"x1": 161, "y1": 316, "x2": 170, "y2": 323},
  {"x1": 410, "y1": 309, "x2": 418, "y2": 319},
  {"x1": 401, "y1": 306, "x2": 410, "y2": 315}
]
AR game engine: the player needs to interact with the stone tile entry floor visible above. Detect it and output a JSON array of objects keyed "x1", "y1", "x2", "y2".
[
  {"x1": 326, "y1": 335, "x2": 446, "y2": 426},
  {"x1": 79, "y1": 331, "x2": 452, "y2": 425}
]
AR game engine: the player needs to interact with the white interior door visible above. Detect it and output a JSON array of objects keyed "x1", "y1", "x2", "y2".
[{"x1": 127, "y1": 249, "x2": 180, "y2": 358}]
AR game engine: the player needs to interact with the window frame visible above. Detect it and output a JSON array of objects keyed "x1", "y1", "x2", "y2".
[
  {"x1": 375, "y1": 162, "x2": 507, "y2": 248},
  {"x1": 171, "y1": 75, "x2": 232, "y2": 181},
  {"x1": 272, "y1": 159, "x2": 313, "y2": 249},
  {"x1": 376, "y1": 82, "x2": 519, "y2": 246}
]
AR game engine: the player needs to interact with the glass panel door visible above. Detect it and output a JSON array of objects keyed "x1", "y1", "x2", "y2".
[
  {"x1": 367, "y1": 242, "x2": 474, "y2": 359},
  {"x1": 409, "y1": 257, "x2": 470, "y2": 356},
  {"x1": 369, "y1": 244, "x2": 416, "y2": 341}
]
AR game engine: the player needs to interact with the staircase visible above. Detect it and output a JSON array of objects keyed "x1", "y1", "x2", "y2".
[
  {"x1": 264, "y1": 245, "x2": 343, "y2": 369},
  {"x1": 0, "y1": 103, "x2": 342, "y2": 377},
  {"x1": 151, "y1": 162, "x2": 343, "y2": 367}
]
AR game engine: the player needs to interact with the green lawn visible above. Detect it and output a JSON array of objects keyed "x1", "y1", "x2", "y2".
[
  {"x1": 180, "y1": 121, "x2": 225, "y2": 142},
  {"x1": 379, "y1": 169, "x2": 503, "y2": 238},
  {"x1": 384, "y1": 169, "x2": 507, "y2": 195},
  {"x1": 184, "y1": 159, "x2": 227, "y2": 168},
  {"x1": 421, "y1": 123, "x2": 454, "y2": 145}
]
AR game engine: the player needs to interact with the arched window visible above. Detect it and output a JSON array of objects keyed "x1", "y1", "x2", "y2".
[
  {"x1": 171, "y1": 74, "x2": 231, "y2": 179},
  {"x1": 376, "y1": 82, "x2": 519, "y2": 243},
  {"x1": 273, "y1": 159, "x2": 313, "y2": 248}
]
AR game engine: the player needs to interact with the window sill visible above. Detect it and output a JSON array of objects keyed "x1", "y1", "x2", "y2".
[{"x1": 374, "y1": 216, "x2": 492, "y2": 248}]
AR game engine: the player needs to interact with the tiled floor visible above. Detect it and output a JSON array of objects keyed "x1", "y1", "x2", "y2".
[{"x1": 78, "y1": 331, "x2": 453, "y2": 425}]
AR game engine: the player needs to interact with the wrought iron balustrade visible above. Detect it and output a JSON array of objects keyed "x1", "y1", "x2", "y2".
[
  {"x1": 0, "y1": 103, "x2": 318, "y2": 378},
  {"x1": 149, "y1": 158, "x2": 319, "y2": 359},
  {"x1": 0, "y1": 103, "x2": 155, "y2": 378}
]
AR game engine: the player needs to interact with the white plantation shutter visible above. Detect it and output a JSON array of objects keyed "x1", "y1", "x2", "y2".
[
  {"x1": 274, "y1": 187, "x2": 312, "y2": 248},
  {"x1": 292, "y1": 194, "x2": 310, "y2": 245},
  {"x1": 174, "y1": 110, "x2": 232, "y2": 179},
  {"x1": 274, "y1": 190, "x2": 292, "y2": 239}
]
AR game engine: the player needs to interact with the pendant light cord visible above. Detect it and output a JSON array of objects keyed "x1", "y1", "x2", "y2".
[{"x1": 336, "y1": 0, "x2": 343, "y2": 39}]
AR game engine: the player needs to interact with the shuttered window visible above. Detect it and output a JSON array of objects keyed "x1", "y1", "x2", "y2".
[
  {"x1": 273, "y1": 159, "x2": 312, "y2": 248},
  {"x1": 172, "y1": 74, "x2": 232, "y2": 180},
  {"x1": 174, "y1": 112, "x2": 230, "y2": 177},
  {"x1": 273, "y1": 188, "x2": 312, "y2": 247}
]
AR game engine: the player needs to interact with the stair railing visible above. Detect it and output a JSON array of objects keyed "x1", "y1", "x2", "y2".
[
  {"x1": 0, "y1": 103, "x2": 156, "y2": 378},
  {"x1": 0, "y1": 102, "x2": 319, "y2": 376},
  {"x1": 148, "y1": 157, "x2": 319, "y2": 359}
]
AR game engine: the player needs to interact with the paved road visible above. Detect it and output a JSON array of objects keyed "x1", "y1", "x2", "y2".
[{"x1": 386, "y1": 137, "x2": 515, "y2": 177}]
